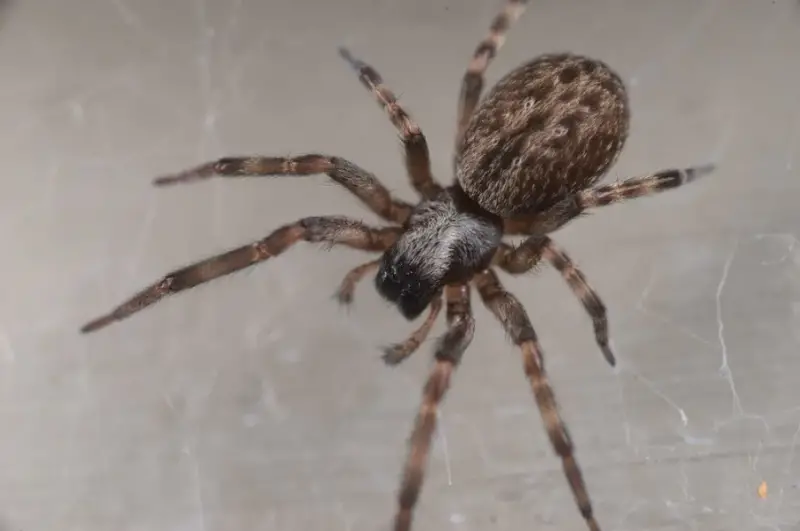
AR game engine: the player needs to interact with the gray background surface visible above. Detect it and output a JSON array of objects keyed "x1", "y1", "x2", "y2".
[{"x1": 1, "y1": 0, "x2": 799, "y2": 530}]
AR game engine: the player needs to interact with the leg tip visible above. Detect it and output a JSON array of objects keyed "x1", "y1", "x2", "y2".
[
  {"x1": 80, "y1": 315, "x2": 115, "y2": 334},
  {"x1": 381, "y1": 345, "x2": 406, "y2": 366},
  {"x1": 601, "y1": 343, "x2": 616, "y2": 367},
  {"x1": 337, "y1": 46, "x2": 355, "y2": 65},
  {"x1": 152, "y1": 175, "x2": 179, "y2": 187},
  {"x1": 332, "y1": 289, "x2": 354, "y2": 307},
  {"x1": 337, "y1": 46, "x2": 365, "y2": 72},
  {"x1": 152, "y1": 162, "x2": 218, "y2": 187},
  {"x1": 689, "y1": 162, "x2": 716, "y2": 180},
  {"x1": 152, "y1": 172, "x2": 202, "y2": 187}
]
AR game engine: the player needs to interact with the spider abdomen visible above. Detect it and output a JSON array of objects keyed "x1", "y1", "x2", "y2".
[{"x1": 455, "y1": 53, "x2": 630, "y2": 218}]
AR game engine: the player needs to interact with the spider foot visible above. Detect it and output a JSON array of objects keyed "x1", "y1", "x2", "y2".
[
  {"x1": 601, "y1": 344, "x2": 616, "y2": 367},
  {"x1": 689, "y1": 162, "x2": 716, "y2": 180},
  {"x1": 337, "y1": 46, "x2": 365, "y2": 72},
  {"x1": 334, "y1": 259, "x2": 381, "y2": 307},
  {"x1": 153, "y1": 161, "x2": 218, "y2": 187},
  {"x1": 381, "y1": 344, "x2": 410, "y2": 366},
  {"x1": 332, "y1": 287, "x2": 354, "y2": 307},
  {"x1": 80, "y1": 313, "x2": 118, "y2": 334}
]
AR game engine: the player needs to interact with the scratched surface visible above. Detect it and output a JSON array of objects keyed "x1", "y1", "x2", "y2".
[{"x1": 1, "y1": 0, "x2": 799, "y2": 530}]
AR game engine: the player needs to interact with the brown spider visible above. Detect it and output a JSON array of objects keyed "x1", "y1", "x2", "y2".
[{"x1": 80, "y1": 1, "x2": 713, "y2": 529}]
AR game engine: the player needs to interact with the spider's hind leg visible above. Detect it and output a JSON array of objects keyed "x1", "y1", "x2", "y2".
[
  {"x1": 503, "y1": 163, "x2": 715, "y2": 236},
  {"x1": 456, "y1": 0, "x2": 529, "y2": 147},
  {"x1": 579, "y1": 164, "x2": 715, "y2": 209}
]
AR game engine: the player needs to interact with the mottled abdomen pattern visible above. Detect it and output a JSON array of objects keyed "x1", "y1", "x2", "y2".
[{"x1": 455, "y1": 53, "x2": 630, "y2": 218}]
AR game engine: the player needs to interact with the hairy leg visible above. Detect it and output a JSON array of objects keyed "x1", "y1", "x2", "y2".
[
  {"x1": 334, "y1": 258, "x2": 382, "y2": 305},
  {"x1": 338, "y1": 47, "x2": 443, "y2": 199},
  {"x1": 473, "y1": 269, "x2": 601, "y2": 531},
  {"x1": 503, "y1": 196, "x2": 584, "y2": 236},
  {"x1": 579, "y1": 164, "x2": 714, "y2": 208},
  {"x1": 393, "y1": 284, "x2": 474, "y2": 531},
  {"x1": 153, "y1": 154, "x2": 413, "y2": 225},
  {"x1": 333, "y1": 259, "x2": 444, "y2": 364},
  {"x1": 382, "y1": 294, "x2": 444, "y2": 366},
  {"x1": 456, "y1": 0, "x2": 529, "y2": 148},
  {"x1": 504, "y1": 164, "x2": 714, "y2": 235},
  {"x1": 80, "y1": 217, "x2": 402, "y2": 333},
  {"x1": 494, "y1": 237, "x2": 614, "y2": 366},
  {"x1": 492, "y1": 240, "x2": 544, "y2": 274}
]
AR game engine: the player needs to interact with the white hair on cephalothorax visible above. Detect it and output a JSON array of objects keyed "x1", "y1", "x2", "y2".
[{"x1": 395, "y1": 197, "x2": 501, "y2": 282}]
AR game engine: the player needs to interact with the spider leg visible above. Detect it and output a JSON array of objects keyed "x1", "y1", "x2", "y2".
[
  {"x1": 338, "y1": 47, "x2": 443, "y2": 200},
  {"x1": 393, "y1": 284, "x2": 474, "y2": 531},
  {"x1": 333, "y1": 261, "x2": 443, "y2": 364},
  {"x1": 504, "y1": 164, "x2": 714, "y2": 236},
  {"x1": 456, "y1": 0, "x2": 529, "y2": 148},
  {"x1": 503, "y1": 197, "x2": 584, "y2": 236},
  {"x1": 494, "y1": 237, "x2": 615, "y2": 366},
  {"x1": 579, "y1": 163, "x2": 715, "y2": 208},
  {"x1": 333, "y1": 257, "x2": 382, "y2": 305},
  {"x1": 80, "y1": 217, "x2": 402, "y2": 334},
  {"x1": 152, "y1": 154, "x2": 413, "y2": 225},
  {"x1": 492, "y1": 240, "x2": 544, "y2": 274},
  {"x1": 382, "y1": 293, "x2": 443, "y2": 366},
  {"x1": 473, "y1": 269, "x2": 601, "y2": 531}
]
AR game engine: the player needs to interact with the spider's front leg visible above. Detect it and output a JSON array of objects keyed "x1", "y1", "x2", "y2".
[
  {"x1": 334, "y1": 258, "x2": 382, "y2": 305},
  {"x1": 338, "y1": 47, "x2": 443, "y2": 200},
  {"x1": 393, "y1": 284, "x2": 474, "y2": 531},
  {"x1": 334, "y1": 259, "x2": 445, "y2": 365},
  {"x1": 152, "y1": 154, "x2": 413, "y2": 225},
  {"x1": 494, "y1": 237, "x2": 615, "y2": 366},
  {"x1": 381, "y1": 293, "x2": 443, "y2": 366},
  {"x1": 80, "y1": 217, "x2": 402, "y2": 333}
]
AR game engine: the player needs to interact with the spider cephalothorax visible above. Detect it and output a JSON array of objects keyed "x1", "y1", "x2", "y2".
[
  {"x1": 80, "y1": 1, "x2": 713, "y2": 530},
  {"x1": 376, "y1": 185, "x2": 503, "y2": 320}
]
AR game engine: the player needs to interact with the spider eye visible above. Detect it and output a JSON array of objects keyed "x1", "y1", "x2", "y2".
[
  {"x1": 374, "y1": 261, "x2": 405, "y2": 302},
  {"x1": 375, "y1": 254, "x2": 439, "y2": 321}
]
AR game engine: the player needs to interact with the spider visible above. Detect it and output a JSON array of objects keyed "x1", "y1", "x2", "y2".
[{"x1": 80, "y1": 1, "x2": 713, "y2": 529}]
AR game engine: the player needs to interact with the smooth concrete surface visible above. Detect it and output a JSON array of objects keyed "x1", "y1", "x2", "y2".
[{"x1": 2, "y1": 1, "x2": 800, "y2": 530}]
